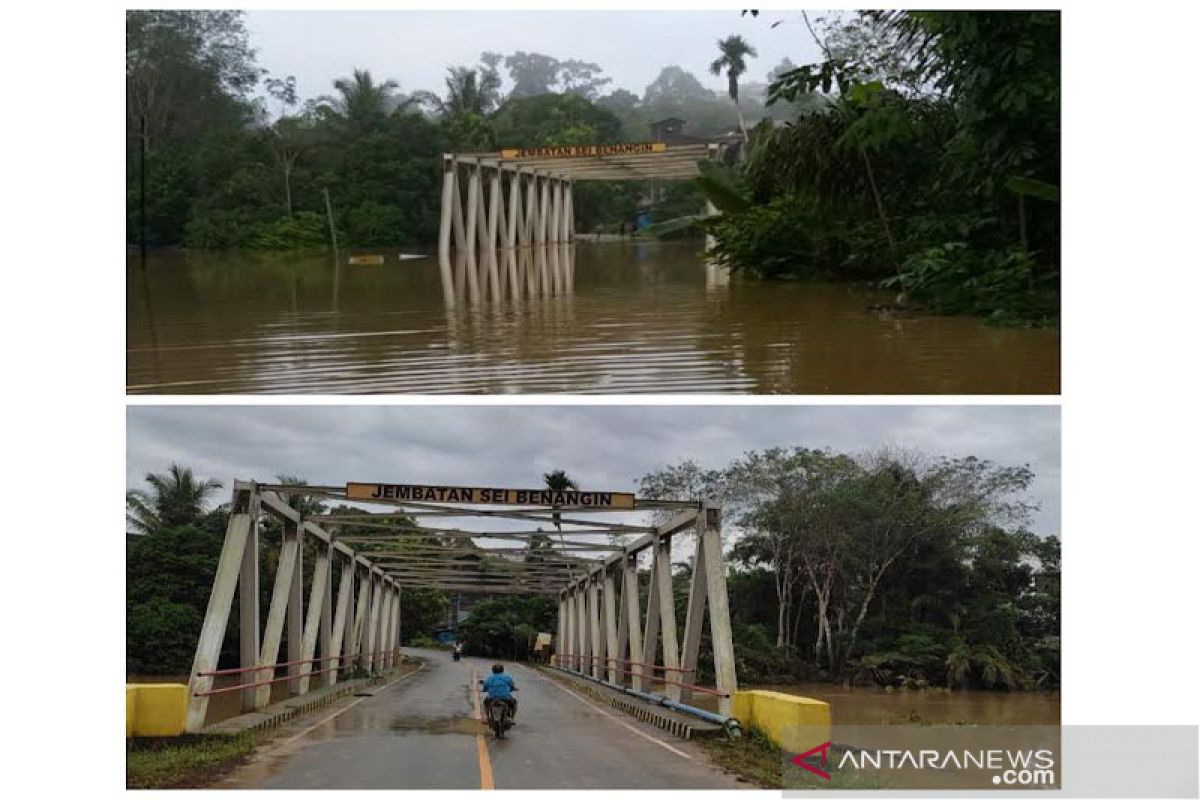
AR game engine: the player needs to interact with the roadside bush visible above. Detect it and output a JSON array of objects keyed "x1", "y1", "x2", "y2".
[{"x1": 409, "y1": 635, "x2": 451, "y2": 650}]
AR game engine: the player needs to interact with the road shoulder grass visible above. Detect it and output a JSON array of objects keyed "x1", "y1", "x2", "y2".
[
  {"x1": 695, "y1": 726, "x2": 783, "y2": 789},
  {"x1": 126, "y1": 732, "x2": 257, "y2": 789}
]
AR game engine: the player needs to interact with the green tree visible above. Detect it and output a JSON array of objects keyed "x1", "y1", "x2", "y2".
[
  {"x1": 458, "y1": 595, "x2": 557, "y2": 659},
  {"x1": 126, "y1": 10, "x2": 260, "y2": 150},
  {"x1": 322, "y1": 69, "x2": 403, "y2": 133},
  {"x1": 127, "y1": 525, "x2": 229, "y2": 674},
  {"x1": 503, "y1": 51, "x2": 561, "y2": 97},
  {"x1": 491, "y1": 93, "x2": 621, "y2": 147},
  {"x1": 709, "y1": 35, "x2": 758, "y2": 139},
  {"x1": 543, "y1": 469, "x2": 577, "y2": 533},
  {"x1": 127, "y1": 464, "x2": 224, "y2": 534},
  {"x1": 644, "y1": 66, "x2": 713, "y2": 104},
  {"x1": 557, "y1": 59, "x2": 611, "y2": 99},
  {"x1": 400, "y1": 587, "x2": 451, "y2": 643}
]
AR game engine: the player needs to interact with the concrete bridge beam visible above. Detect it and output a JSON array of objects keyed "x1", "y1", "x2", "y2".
[
  {"x1": 603, "y1": 568, "x2": 619, "y2": 682},
  {"x1": 185, "y1": 490, "x2": 254, "y2": 732},
  {"x1": 679, "y1": 532, "x2": 708, "y2": 704},
  {"x1": 622, "y1": 555, "x2": 643, "y2": 691},
  {"x1": 297, "y1": 546, "x2": 330, "y2": 695},
  {"x1": 701, "y1": 507, "x2": 738, "y2": 716},
  {"x1": 653, "y1": 536, "x2": 682, "y2": 701},
  {"x1": 253, "y1": 517, "x2": 300, "y2": 709},
  {"x1": 286, "y1": 523, "x2": 304, "y2": 695},
  {"x1": 328, "y1": 561, "x2": 353, "y2": 687},
  {"x1": 238, "y1": 491, "x2": 260, "y2": 712}
]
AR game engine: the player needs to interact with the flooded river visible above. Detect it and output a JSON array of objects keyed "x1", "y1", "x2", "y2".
[
  {"x1": 694, "y1": 683, "x2": 1060, "y2": 726},
  {"x1": 127, "y1": 243, "x2": 1059, "y2": 394}
]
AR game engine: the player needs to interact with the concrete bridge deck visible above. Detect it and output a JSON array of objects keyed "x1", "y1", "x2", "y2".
[{"x1": 214, "y1": 648, "x2": 744, "y2": 790}]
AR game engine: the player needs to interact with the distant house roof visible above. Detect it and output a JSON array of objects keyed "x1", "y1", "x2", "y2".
[{"x1": 649, "y1": 117, "x2": 711, "y2": 146}]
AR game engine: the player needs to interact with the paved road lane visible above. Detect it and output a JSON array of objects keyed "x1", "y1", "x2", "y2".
[{"x1": 220, "y1": 648, "x2": 743, "y2": 790}]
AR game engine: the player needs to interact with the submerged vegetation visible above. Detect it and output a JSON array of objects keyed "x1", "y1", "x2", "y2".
[
  {"x1": 127, "y1": 10, "x2": 1058, "y2": 324},
  {"x1": 699, "y1": 11, "x2": 1060, "y2": 325}
]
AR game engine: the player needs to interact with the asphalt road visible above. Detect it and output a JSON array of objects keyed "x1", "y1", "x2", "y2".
[{"x1": 219, "y1": 647, "x2": 744, "y2": 790}]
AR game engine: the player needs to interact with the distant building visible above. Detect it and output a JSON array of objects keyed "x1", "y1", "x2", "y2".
[{"x1": 648, "y1": 117, "x2": 710, "y2": 145}]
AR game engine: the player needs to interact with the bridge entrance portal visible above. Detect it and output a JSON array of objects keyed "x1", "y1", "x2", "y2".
[{"x1": 185, "y1": 479, "x2": 738, "y2": 731}]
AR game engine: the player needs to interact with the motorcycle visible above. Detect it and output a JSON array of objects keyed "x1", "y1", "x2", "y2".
[
  {"x1": 452, "y1": 649, "x2": 461, "y2": 662},
  {"x1": 484, "y1": 697, "x2": 515, "y2": 739}
]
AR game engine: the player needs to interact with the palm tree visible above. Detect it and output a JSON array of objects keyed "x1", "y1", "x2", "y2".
[
  {"x1": 543, "y1": 469, "x2": 578, "y2": 531},
  {"x1": 543, "y1": 470, "x2": 579, "y2": 581},
  {"x1": 325, "y1": 68, "x2": 401, "y2": 132},
  {"x1": 275, "y1": 474, "x2": 327, "y2": 517},
  {"x1": 444, "y1": 66, "x2": 501, "y2": 117},
  {"x1": 710, "y1": 35, "x2": 758, "y2": 141},
  {"x1": 127, "y1": 463, "x2": 223, "y2": 534}
]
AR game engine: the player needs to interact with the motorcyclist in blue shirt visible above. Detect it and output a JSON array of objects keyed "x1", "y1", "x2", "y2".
[{"x1": 480, "y1": 663, "x2": 518, "y2": 720}]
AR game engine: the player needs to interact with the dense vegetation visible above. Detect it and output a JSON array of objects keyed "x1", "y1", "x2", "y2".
[
  {"x1": 698, "y1": 11, "x2": 1060, "y2": 325},
  {"x1": 638, "y1": 448, "x2": 1060, "y2": 690},
  {"x1": 126, "y1": 469, "x2": 449, "y2": 674},
  {"x1": 126, "y1": 10, "x2": 759, "y2": 250},
  {"x1": 128, "y1": 451, "x2": 1058, "y2": 693}
]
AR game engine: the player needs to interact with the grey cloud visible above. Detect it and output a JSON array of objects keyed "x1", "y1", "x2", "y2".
[{"x1": 127, "y1": 405, "x2": 1060, "y2": 535}]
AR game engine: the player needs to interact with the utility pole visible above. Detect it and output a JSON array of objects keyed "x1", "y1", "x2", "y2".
[{"x1": 139, "y1": 114, "x2": 147, "y2": 270}]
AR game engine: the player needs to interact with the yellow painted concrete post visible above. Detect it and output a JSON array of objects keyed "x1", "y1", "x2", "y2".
[
  {"x1": 732, "y1": 690, "x2": 831, "y2": 755},
  {"x1": 128, "y1": 684, "x2": 189, "y2": 737},
  {"x1": 126, "y1": 686, "x2": 137, "y2": 737}
]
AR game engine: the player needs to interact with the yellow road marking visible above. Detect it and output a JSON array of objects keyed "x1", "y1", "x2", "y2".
[
  {"x1": 524, "y1": 666, "x2": 693, "y2": 760},
  {"x1": 471, "y1": 667, "x2": 495, "y2": 790}
]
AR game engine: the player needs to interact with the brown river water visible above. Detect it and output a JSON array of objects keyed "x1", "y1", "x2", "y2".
[
  {"x1": 693, "y1": 683, "x2": 1060, "y2": 726},
  {"x1": 127, "y1": 243, "x2": 1059, "y2": 395}
]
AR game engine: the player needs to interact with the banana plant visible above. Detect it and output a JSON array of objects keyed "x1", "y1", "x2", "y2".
[{"x1": 640, "y1": 160, "x2": 752, "y2": 238}]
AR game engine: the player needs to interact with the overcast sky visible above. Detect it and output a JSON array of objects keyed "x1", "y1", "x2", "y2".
[
  {"x1": 127, "y1": 405, "x2": 1060, "y2": 536},
  {"x1": 244, "y1": 10, "x2": 825, "y2": 105}
]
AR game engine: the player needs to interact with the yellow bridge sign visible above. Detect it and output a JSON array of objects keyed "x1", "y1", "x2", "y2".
[
  {"x1": 346, "y1": 482, "x2": 636, "y2": 509},
  {"x1": 499, "y1": 142, "x2": 668, "y2": 160}
]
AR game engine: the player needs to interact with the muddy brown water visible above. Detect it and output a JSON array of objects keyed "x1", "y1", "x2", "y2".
[
  {"x1": 127, "y1": 243, "x2": 1059, "y2": 395},
  {"x1": 690, "y1": 682, "x2": 1060, "y2": 726}
]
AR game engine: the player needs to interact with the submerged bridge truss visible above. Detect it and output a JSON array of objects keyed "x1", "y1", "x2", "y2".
[{"x1": 437, "y1": 142, "x2": 718, "y2": 270}]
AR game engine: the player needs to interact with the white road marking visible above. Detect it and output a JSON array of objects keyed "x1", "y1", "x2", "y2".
[{"x1": 522, "y1": 666, "x2": 693, "y2": 761}]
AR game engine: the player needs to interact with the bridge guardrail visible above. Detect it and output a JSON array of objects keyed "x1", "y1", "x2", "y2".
[
  {"x1": 552, "y1": 654, "x2": 729, "y2": 698},
  {"x1": 192, "y1": 649, "x2": 401, "y2": 697}
]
